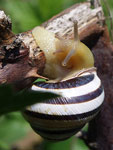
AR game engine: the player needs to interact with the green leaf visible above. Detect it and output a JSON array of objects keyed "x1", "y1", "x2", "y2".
[
  {"x1": 33, "y1": 78, "x2": 47, "y2": 83},
  {"x1": 0, "y1": 84, "x2": 58, "y2": 115}
]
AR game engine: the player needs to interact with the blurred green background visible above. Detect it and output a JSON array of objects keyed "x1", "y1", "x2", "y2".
[
  {"x1": 0, "y1": 0, "x2": 85, "y2": 34},
  {"x1": 0, "y1": 0, "x2": 112, "y2": 150}
]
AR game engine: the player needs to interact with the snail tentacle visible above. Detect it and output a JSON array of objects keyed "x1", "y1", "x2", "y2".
[{"x1": 62, "y1": 49, "x2": 76, "y2": 66}]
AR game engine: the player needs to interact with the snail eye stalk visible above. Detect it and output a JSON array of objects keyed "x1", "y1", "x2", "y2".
[
  {"x1": 74, "y1": 21, "x2": 79, "y2": 42},
  {"x1": 61, "y1": 21, "x2": 79, "y2": 67},
  {"x1": 62, "y1": 49, "x2": 75, "y2": 66}
]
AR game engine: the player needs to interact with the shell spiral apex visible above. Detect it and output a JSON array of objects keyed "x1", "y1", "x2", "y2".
[{"x1": 23, "y1": 21, "x2": 104, "y2": 141}]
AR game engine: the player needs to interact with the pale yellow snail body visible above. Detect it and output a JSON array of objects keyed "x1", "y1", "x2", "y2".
[
  {"x1": 23, "y1": 22, "x2": 104, "y2": 141},
  {"x1": 32, "y1": 23, "x2": 94, "y2": 80}
]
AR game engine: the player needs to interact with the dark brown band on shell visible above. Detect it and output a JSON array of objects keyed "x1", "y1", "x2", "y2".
[{"x1": 34, "y1": 74, "x2": 94, "y2": 89}]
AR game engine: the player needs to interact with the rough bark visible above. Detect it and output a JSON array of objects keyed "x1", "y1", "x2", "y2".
[
  {"x1": 0, "y1": 11, "x2": 46, "y2": 90},
  {"x1": 0, "y1": 1, "x2": 113, "y2": 150}
]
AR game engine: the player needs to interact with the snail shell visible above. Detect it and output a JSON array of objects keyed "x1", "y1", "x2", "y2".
[
  {"x1": 23, "y1": 22, "x2": 104, "y2": 141},
  {"x1": 23, "y1": 69, "x2": 104, "y2": 141}
]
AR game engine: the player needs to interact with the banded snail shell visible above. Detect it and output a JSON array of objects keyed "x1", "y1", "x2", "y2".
[
  {"x1": 23, "y1": 22, "x2": 104, "y2": 141},
  {"x1": 23, "y1": 69, "x2": 104, "y2": 141}
]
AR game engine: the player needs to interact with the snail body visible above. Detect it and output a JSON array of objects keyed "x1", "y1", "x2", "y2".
[
  {"x1": 23, "y1": 22, "x2": 104, "y2": 141},
  {"x1": 32, "y1": 24, "x2": 94, "y2": 80}
]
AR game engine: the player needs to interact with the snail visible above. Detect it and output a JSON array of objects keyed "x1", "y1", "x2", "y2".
[{"x1": 23, "y1": 21, "x2": 104, "y2": 141}]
